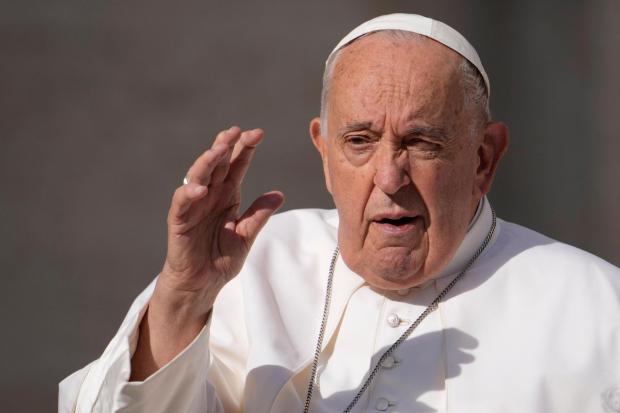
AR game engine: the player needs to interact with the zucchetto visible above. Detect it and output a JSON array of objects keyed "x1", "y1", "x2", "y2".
[{"x1": 328, "y1": 13, "x2": 490, "y2": 97}]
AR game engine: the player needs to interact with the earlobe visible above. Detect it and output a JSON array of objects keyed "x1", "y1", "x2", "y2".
[
  {"x1": 475, "y1": 122, "x2": 509, "y2": 196},
  {"x1": 309, "y1": 117, "x2": 332, "y2": 194}
]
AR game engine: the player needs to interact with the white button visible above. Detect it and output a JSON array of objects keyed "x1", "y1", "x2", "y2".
[
  {"x1": 397, "y1": 288, "x2": 410, "y2": 296},
  {"x1": 380, "y1": 355, "x2": 396, "y2": 368},
  {"x1": 375, "y1": 398, "x2": 390, "y2": 411},
  {"x1": 386, "y1": 313, "x2": 401, "y2": 328}
]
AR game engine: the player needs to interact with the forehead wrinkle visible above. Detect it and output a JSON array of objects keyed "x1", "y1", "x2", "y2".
[
  {"x1": 329, "y1": 34, "x2": 467, "y2": 137},
  {"x1": 366, "y1": 76, "x2": 459, "y2": 138}
]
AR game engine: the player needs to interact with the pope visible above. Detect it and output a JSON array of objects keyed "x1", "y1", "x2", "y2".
[{"x1": 59, "y1": 14, "x2": 620, "y2": 413}]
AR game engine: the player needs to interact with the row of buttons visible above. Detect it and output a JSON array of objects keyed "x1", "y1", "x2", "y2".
[
  {"x1": 376, "y1": 309, "x2": 406, "y2": 410},
  {"x1": 375, "y1": 286, "x2": 425, "y2": 411},
  {"x1": 375, "y1": 355, "x2": 397, "y2": 410}
]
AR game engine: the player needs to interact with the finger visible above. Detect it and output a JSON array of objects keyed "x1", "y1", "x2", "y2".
[
  {"x1": 210, "y1": 127, "x2": 243, "y2": 185},
  {"x1": 186, "y1": 144, "x2": 229, "y2": 187},
  {"x1": 185, "y1": 126, "x2": 240, "y2": 186},
  {"x1": 226, "y1": 129, "x2": 264, "y2": 186},
  {"x1": 211, "y1": 126, "x2": 241, "y2": 149},
  {"x1": 168, "y1": 183, "x2": 209, "y2": 226},
  {"x1": 234, "y1": 191, "x2": 285, "y2": 246}
]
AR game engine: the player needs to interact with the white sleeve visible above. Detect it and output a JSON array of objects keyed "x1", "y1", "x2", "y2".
[{"x1": 58, "y1": 278, "x2": 229, "y2": 413}]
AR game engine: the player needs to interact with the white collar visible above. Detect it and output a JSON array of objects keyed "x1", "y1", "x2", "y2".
[{"x1": 434, "y1": 196, "x2": 495, "y2": 280}]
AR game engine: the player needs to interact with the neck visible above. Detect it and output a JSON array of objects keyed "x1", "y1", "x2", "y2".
[{"x1": 434, "y1": 196, "x2": 494, "y2": 280}]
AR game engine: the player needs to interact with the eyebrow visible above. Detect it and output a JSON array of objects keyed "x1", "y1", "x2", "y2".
[
  {"x1": 404, "y1": 125, "x2": 449, "y2": 141},
  {"x1": 337, "y1": 121, "x2": 374, "y2": 136},
  {"x1": 337, "y1": 122, "x2": 449, "y2": 141}
]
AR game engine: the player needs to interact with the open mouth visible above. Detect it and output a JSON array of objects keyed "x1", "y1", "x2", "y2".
[{"x1": 377, "y1": 216, "x2": 416, "y2": 226}]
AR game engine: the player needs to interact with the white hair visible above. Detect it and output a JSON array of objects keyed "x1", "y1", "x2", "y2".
[{"x1": 319, "y1": 30, "x2": 490, "y2": 137}]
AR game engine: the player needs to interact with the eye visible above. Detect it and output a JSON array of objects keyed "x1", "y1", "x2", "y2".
[
  {"x1": 342, "y1": 135, "x2": 376, "y2": 156},
  {"x1": 346, "y1": 135, "x2": 371, "y2": 146},
  {"x1": 404, "y1": 137, "x2": 441, "y2": 152}
]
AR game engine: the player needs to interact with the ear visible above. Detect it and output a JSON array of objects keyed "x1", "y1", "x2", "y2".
[
  {"x1": 474, "y1": 122, "x2": 509, "y2": 197},
  {"x1": 309, "y1": 117, "x2": 332, "y2": 194}
]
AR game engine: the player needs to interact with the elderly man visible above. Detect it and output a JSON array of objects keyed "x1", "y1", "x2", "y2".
[{"x1": 60, "y1": 14, "x2": 620, "y2": 413}]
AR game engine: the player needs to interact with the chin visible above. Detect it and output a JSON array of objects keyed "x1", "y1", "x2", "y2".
[
  {"x1": 361, "y1": 251, "x2": 428, "y2": 290},
  {"x1": 363, "y1": 270, "x2": 428, "y2": 290}
]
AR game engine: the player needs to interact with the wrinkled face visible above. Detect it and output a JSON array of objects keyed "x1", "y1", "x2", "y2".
[{"x1": 314, "y1": 34, "x2": 486, "y2": 290}]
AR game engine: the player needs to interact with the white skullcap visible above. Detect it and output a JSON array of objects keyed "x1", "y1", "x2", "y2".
[{"x1": 327, "y1": 13, "x2": 490, "y2": 97}]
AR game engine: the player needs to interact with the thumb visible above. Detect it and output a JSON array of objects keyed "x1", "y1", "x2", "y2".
[{"x1": 236, "y1": 191, "x2": 285, "y2": 246}]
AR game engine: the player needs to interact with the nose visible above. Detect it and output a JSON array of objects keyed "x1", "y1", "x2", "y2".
[{"x1": 372, "y1": 147, "x2": 411, "y2": 195}]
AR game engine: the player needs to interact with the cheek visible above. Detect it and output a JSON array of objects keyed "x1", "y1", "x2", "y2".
[
  {"x1": 415, "y1": 158, "x2": 477, "y2": 227},
  {"x1": 328, "y1": 150, "x2": 363, "y2": 198},
  {"x1": 327, "y1": 151, "x2": 375, "y2": 226}
]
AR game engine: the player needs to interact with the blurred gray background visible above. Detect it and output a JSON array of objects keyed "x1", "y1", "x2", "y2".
[{"x1": 1, "y1": 0, "x2": 618, "y2": 411}]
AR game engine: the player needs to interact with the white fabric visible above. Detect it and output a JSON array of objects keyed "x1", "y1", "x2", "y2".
[
  {"x1": 327, "y1": 13, "x2": 491, "y2": 97},
  {"x1": 59, "y1": 198, "x2": 620, "y2": 412}
]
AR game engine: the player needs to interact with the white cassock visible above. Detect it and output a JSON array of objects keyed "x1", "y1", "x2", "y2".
[{"x1": 59, "y1": 198, "x2": 620, "y2": 413}]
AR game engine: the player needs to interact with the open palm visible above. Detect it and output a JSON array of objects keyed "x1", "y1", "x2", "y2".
[{"x1": 161, "y1": 127, "x2": 284, "y2": 295}]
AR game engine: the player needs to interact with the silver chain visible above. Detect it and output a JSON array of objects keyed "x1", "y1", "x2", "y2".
[
  {"x1": 303, "y1": 246, "x2": 340, "y2": 413},
  {"x1": 303, "y1": 208, "x2": 496, "y2": 413}
]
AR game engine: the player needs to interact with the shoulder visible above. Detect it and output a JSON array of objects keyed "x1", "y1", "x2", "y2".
[
  {"x1": 257, "y1": 209, "x2": 338, "y2": 245},
  {"x1": 497, "y1": 219, "x2": 619, "y2": 275},
  {"x1": 211, "y1": 208, "x2": 339, "y2": 331},
  {"x1": 487, "y1": 218, "x2": 620, "y2": 302},
  {"x1": 248, "y1": 209, "x2": 338, "y2": 262},
  {"x1": 455, "y1": 219, "x2": 620, "y2": 395},
  {"x1": 211, "y1": 209, "x2": 339, "y2": 356},
  {"x1": 235, "y1": 208, "x2": 340, "y2": 290}
]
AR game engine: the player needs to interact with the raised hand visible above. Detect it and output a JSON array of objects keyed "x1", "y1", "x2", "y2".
[
  {"x1": 131, "y1": 127, "x2": 284, "y2": 380},
  {"x1": 162, "y1": 126, "x2": 284, "y2": 297}
]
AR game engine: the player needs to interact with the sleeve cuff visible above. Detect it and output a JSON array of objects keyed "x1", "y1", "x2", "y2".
[
  {"x1": 71, "y1": 278, "x2": 219, "y2": 412},
  {"x1": 114, "y1": 322, "x2": 212, "y2": 412}
]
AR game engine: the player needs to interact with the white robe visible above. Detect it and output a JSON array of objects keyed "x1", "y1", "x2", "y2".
[{"x1": 59, "y1": 198, "x2": 620, "y2": 412}]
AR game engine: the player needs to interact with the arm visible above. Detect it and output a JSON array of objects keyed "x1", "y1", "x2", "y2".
[
  {"x1": 132, "y1": 127, "x2": 284, "y2": 380},
  {"x1": 60, "y1": 127, "x2": 284, "y2": 412}
]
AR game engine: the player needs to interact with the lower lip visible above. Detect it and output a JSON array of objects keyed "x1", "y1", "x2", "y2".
[{"x1": 373, "y1": 217, "x2": 423, "y2": 234}]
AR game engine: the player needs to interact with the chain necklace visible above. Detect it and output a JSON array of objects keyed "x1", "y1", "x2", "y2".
[{"x1": 303, "y1": 208, "x2": 496, "y2": 413}]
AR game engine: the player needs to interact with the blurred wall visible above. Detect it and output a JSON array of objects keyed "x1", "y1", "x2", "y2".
[{"x1": 1, "y1": 0, "x2": 618, "y2": 410}]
